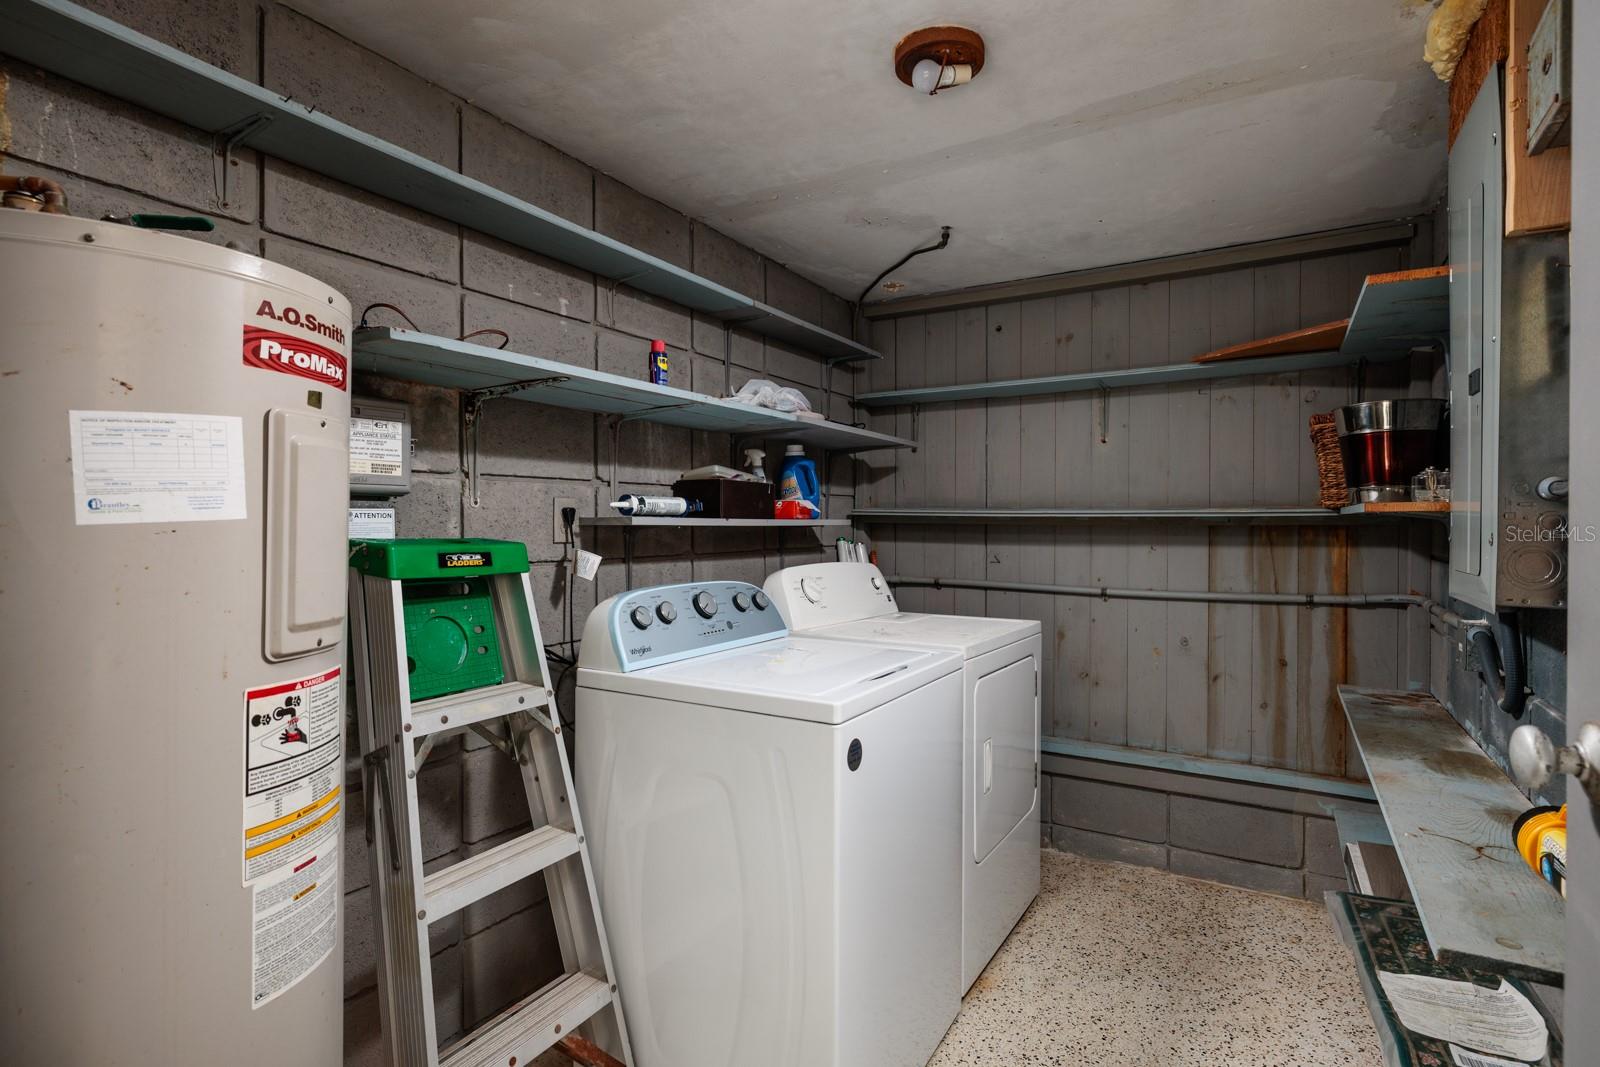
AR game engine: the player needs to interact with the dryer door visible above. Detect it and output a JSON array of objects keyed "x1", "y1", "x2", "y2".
[{"x1": 972, "y1": 655, "x2": 1038, "y2": 863}]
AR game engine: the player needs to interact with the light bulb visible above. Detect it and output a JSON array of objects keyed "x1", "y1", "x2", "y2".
[{"x1": 911, "y1": 58, "x2": 942, "y2": 93}]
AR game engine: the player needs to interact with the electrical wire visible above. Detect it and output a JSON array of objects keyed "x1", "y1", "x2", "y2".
[
  {"x1": 359, "y1": 305, "x2": 511, "y2": 351},
  {"x1": 542, "y1": 508, "x2": 582, "y2": 731},
  {"x1": 359, "y1": 302, "x2": 420, "y2": 330},
  {"x1": 459, "y1": 328, "x2": 510, "y2": 350},
  {"x1": 856, "y1": 226, "x2": 952, "y2": 307}
]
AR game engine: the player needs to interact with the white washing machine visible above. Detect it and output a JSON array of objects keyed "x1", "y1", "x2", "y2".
[
  {"x1": 576, "y1": 580, "x2": 964, "y2": 1067},
  {"x1": 764, "y1": 563, "x2": 1041, "y2": 993}
]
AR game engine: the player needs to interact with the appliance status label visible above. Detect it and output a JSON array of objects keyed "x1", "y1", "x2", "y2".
[
  {"x1": 349, "y1": 416, "x2": 404, "y2": 476},
  {"x1": 67, "y1": 410, "x2": 247, "y2": 525}
]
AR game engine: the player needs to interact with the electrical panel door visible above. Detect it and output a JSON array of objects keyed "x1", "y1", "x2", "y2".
[{"x1": 1449, "y1": 74, "x2": 1503, "y2": 611}]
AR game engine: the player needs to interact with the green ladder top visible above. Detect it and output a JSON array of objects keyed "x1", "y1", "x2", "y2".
[{"x1": 350, "y1": 538, "x2": 531, "y2": 579}]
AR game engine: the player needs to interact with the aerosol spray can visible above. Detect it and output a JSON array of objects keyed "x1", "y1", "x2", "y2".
[{"x1": 648, "y1": 339, "x2": 669, "y2": 386}]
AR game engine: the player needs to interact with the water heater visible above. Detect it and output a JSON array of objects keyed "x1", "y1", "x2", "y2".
[{"x1": 0, "y1": 211, "x2": 351, "y2": 1063}]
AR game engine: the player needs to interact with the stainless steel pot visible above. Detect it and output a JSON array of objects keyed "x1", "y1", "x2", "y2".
[{"x1": 1335, "y1": 399, "x2": 1448, "y2": 503}]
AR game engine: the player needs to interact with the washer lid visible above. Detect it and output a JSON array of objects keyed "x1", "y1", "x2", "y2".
[
  {"x1": 804, "y1": 612, "x2": 1040, "y2": 659},
  {"x1": 578, "y1": 635, "x2": 960, "y2": 725}
]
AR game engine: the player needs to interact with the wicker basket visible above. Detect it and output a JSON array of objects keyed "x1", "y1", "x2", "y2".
[{"x1": 1309, "y1": 412, "x2": 1350, "y2": 509}]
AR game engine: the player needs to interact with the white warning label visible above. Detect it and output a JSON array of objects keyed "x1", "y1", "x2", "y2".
[
  {"x1": 243, "y1": 668, "x2": 342, "y2": 886},
  {"x1": 251, "y1": 847, "x2": 338, "y2": 1009},
  {"x1": 349, "y1": 416, "x2": 404, "y2": 476}
]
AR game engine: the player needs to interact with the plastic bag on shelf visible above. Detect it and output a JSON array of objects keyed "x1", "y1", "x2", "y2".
[{"x1": 726, "y1": 378, "x2": 813, "y2": 414}]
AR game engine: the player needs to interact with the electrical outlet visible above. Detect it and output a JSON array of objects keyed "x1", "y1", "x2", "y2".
[{"x1": 553, "y1": 496, "x2": 580, "y2": 544}]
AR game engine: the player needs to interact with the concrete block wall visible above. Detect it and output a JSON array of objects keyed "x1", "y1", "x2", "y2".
[
  {"x1": 3, "y1": 3, "x2": 858, "y2": 1060},
  {"x1": 1040, "y1": 756, "x2": 1367, "y2": 901}
]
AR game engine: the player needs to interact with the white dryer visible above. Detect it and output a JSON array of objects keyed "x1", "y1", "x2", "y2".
[
  {"x1": 576, "y1": 580, "x2": 963, "y2": 1067},
  {"x1": 764, "y1": 563, "x2": 1041, "y2": 993}
]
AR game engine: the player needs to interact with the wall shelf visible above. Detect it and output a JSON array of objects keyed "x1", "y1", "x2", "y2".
[
  {"x1": 1340, "y1": 501, "x2": 1451, "y2": 520},
  {"x1": 1339, "y1": 267, "x2": 1449, "y2": 357},
  {"x1": 584, "y1": 517, "x2": 849, "y2": 529},
  {"x1": 850, "y1": 506, "x2": 1406, "y2": 525},
  {"x1": 582, "y1": 516, "x2": 847, "y2": 585},
  {"x1": 354, "y1": 328, "x2": 914, "y2": 453},
  {"x1": 853, "y1": 348, "x2": 1399, "y2": 407},
  {"x1": 2, "y1": 0, "x2": 877, "y2": 364},
  {"x1": 854, "y1": 267, "x2": 1449, "y2": 408},
  {"x1": 1339, "y1": 686, "x2": 1564, "y2": 983}
]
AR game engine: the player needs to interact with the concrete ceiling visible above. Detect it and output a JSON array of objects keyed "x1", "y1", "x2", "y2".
[{"x1": 286, "y1": 0, "x2": 1447, "y2": 304}]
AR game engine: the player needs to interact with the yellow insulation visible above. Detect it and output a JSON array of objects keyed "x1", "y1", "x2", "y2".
[{"x1": 1424, "y1": 0, "x2": 1491, "y2": 80}]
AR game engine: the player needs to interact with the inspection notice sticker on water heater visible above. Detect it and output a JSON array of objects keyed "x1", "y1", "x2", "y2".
[
  {"x1": 67, "y1": 410, "x2": 247, "y2": 525},
  {"x1": 242, "y1": 668, "x2": 342, "y2": 1007}
]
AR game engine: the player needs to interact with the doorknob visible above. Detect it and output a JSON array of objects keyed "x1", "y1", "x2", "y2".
[{"x1": 1509, "y1": 722, "x2": 1600, "y2": 803}]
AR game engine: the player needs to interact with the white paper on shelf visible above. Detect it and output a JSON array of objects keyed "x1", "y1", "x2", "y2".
[{"x1": 1375, "y1": 972, "x2": 1546, "y2": 1063}]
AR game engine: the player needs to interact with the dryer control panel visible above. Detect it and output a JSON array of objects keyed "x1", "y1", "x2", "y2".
[
  {"x1": 763, "y1": 562, "x2": 898, "y2": 630},
  {"x1": 580, "y1": 581, "x2": 785, "y2": 672}
]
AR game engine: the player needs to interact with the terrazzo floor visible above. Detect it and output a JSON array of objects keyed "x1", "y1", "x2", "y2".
[{"x1": 928, "y1": 849, "x2": 1383, "y2": 1066}]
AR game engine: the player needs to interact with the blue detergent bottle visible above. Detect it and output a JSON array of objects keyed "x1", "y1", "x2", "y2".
[{"x1": 777, "y1": 444, "x2": 820, "y2": 517}]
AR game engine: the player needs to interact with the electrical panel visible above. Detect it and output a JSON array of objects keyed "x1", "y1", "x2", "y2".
[
  {"x1": 349, "y1": 397, "x2": 412, "y2": 497},
  {"x1": 1448, "y1": 73, "x2": 1571, "y2": 611},
  {"x1": 1527, "y1": 0, "x2": 1571, "y2": 155}
]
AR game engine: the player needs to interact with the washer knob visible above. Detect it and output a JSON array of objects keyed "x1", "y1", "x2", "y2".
[
  {"x1": 752, "y1": 591, "x2": 770, "y2": 610},
  {"x1": 693, "y1": 591, "x2": 718, "y2": 618},
  {"x1": 629, "y1": 605, "x2": 653, "y2": 630},
  {"x1": 732, "y1": 592, "x2": 751, "y2": 612},
  {"x1": 870, "y1": 576, "x2": 883, "y2": 591},
  {"x1": 656, "y1": 601, "x2": 677, "y2": 624}
]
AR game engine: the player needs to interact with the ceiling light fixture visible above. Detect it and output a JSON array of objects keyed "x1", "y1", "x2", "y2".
[{"x1": 894, "y1": 25, "x2": 985, "y2": 95}]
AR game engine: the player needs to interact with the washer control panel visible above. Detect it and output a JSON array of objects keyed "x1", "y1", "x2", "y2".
[{"x1": 597, "y1": 581, "x2": 785, "y2": 672}]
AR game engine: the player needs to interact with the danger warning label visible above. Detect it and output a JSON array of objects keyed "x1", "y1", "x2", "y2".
[
  {"x1": 242, "y1": 668, "x2": 342, "y2": 886},
  {"x1": 242, "y1": 667, "x2": 342, "y2": 1008}
]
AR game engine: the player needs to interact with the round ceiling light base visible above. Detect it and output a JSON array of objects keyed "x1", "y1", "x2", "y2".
[{"x1": 893, "y1": 26, "x2": 986, "y2": 88}]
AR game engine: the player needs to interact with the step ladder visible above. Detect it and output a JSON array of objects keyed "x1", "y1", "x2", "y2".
[{"x1": 348, "y1": 539, "x2": 632, "y2": 1067}]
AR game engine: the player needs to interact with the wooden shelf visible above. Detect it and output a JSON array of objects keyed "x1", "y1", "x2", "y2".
[
  {"x1": 1194, "y1": 319, "x2": 1349, "y2": 364},
  {"x1": 354, "y1": 329, "x2": 914, "y2": 453},
  {"x1": 1339, "y1": 686, "x2": 1564, "y2": 982},
  {"x1": 2, "y1": 0, "x2": 876, "y2": 363},
  {"x1": 1340, "y1": 501, "x2": 1451, "y2": 520},
  {"x1": 850, "y1": 506, "x2": 1416, "y2": 525}
]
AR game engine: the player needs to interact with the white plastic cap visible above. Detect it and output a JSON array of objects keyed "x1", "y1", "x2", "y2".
[{"x1": 785, "y1": 444, "x2": 804, "y2": 456}]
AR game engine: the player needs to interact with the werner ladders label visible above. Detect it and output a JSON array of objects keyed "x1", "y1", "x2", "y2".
[{"x1": 242, "y1": 668, "x2": 343, "y2": 886}]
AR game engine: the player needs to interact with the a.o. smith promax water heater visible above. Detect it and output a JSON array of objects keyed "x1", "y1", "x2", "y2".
[{"x1": 0, "y1": 210, "x2": 351, "y2": 1063}]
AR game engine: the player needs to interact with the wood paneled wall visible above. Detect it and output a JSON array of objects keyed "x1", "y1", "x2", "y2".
[{"x1": 859, "y1": 243, "x2": 1444, "y2": 780}]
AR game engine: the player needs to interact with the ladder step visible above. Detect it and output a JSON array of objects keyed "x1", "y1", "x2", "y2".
[
  {"x1": 410, "y1": 680, "x2": 547, "y2": 737},
  {"x1": 440, "y1": 972, "x2": 613, "y2": 1067},
  {"x1": 423, "y1": 825, "x2": 582, "y2": 921}
]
